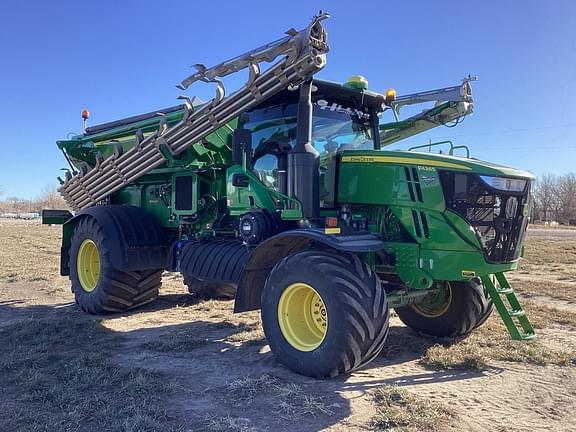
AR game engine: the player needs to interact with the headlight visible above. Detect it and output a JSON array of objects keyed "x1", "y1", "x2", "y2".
[{"x1": 479, "y1": 175, "x2": 526, "y2": 192}]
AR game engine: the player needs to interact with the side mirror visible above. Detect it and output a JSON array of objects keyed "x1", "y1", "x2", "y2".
[
  {"x1": 232, "y1": 173, "x2": 250, "y2": 188},
  {"x1": 232, "y1": 128, "x2": 252, "y2": 166}
]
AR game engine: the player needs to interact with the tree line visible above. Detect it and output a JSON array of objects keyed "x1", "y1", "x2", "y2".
[
  {"x1": 532, "y1": 173, "x2": 576, "y2": 224},
  {"x1": 1, "y1": 173, "x2": 575, "y2": 223},
  {"x1": 0, "y1": 186, "x2": 68, "y2": 214}
]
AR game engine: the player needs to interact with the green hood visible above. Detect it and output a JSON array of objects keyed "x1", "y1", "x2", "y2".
[{"x1": 340, "y1": 149, "x2": 535, "y2": 180}]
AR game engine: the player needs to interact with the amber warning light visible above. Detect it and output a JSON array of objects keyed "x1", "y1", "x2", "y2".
[
  {"x1": 385, "y1": 89, "x2": 396, "y2": 105},
  {"x1": 82, "y1": 109, "x2": 90, "y2": 132}
]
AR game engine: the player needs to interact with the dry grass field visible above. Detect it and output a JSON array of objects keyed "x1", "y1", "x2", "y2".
[{"x1": 1, "y1": 221, "x2": 575, "y2": 431}]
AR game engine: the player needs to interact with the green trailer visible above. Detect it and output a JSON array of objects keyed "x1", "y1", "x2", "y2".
[{"x1": 45, "y1": 13, "x2": 535, "y2": 378}]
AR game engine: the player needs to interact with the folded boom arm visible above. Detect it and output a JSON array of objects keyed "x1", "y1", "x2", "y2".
[{"x1": 379, "y1": 76, "x2": 476, "y2": 147}]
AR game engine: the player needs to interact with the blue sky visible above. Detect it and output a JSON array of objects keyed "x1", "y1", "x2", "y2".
[{"x1": 0, "y1": 1, "x2": 575, "y2": 198}]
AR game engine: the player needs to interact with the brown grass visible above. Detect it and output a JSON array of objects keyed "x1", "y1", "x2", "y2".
[
  {"x1": 223, "y1": 374, "x2": 333, "y2": 418},
  {"x1": 420, "y1": 308, "x2": 576, "y2": 371},
  {"x1": 523, "y1": 238, "x2": 576, "y2": 267},
  {"x1": 507, "y1": 238, "x2": 576, "y2": 303},
  {"x1": 203, "y1": 415, "x2": 256, "y2": 432},
  {"x1": 0, "y1": 221, "x2": 61, "y2": 283},
  {"x1": 528, "y1": 223, "x2": 576, "y2": 231},
  {"x1": 370, "y1": 385, "x2": 455, "y2": 431},
  {"x1": 0, "y1": 314, "x2": 184, "y2": 432},
  {"x1": 197, "y1": 374, "x2": 335, "y2": 430}
]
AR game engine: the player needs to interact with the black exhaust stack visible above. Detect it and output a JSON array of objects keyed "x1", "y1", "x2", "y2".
[{"x1": 288, "y1": 80, "x2": 319, "y2": 222}]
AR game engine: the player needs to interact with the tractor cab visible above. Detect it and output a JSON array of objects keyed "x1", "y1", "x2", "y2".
[{"x1": 244, "y1": 78, "x2": 384, "y2": 206}]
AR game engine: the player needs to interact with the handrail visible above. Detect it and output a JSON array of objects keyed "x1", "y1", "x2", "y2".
[{"x1": 408, "y1": 140, "x2": 470, "y2": 158}]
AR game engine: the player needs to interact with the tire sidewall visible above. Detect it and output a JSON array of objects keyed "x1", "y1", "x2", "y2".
[
  {"x1": 396, "y1": 279, "x2": 488, "y2": 337},
  {"x1": 69, "y1": 219, "x2": 108, "y2": 307},
  {"x1": 261, "y1": 252, "x2": 362, "y2": 377}
]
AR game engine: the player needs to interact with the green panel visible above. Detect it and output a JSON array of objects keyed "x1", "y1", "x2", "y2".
[
  {"x1": 226, "y1": 166, "x2": 277, "y2": 215},
  {"x1": 442, "y1": 210, "x2": 484, "y2": 250},
  {"x1": 387, "y1": 206, "x2": 482, "y2": 251},
  {"x1": 419, "y1": 249, "x2": 517, "y2": 281},
  {"x1": 113, "y1": 185, "x2": 143, "y2": 207},
  {"x1": 338, "y1": 158, "x2": 445, "y2": 211},
  {"x1": 112, "y1": 183, "x2": 173, "y2": 228},
  {"x1": 376, "y1": 241, "x2": 517, "y2": 288},
  {"x1": 143, "y1": 185, "x2": 172, "y2": 226},
  {"x1": 226, "y1": 165, "x2": 303, "y2": 219},
  {"x1": 381, "y1": 242, "x2": 433, "y2": 289}
]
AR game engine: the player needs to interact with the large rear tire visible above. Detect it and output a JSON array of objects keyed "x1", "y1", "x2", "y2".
[
  {"x1": 261, "y1": 250, "x2": 389, "y2": 378},
  {"x1": 395, "y1": 279, "x2": 493, "y2": 337},
  {"x1": 69, "y1": 217, "x2": 162, "y2": 314}
]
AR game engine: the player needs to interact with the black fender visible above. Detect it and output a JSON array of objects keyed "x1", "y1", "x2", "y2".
[
  {"x1": 233, "y1": 229, "x2": 385, "y2": 313},
  {"x1": 61, "y1": 205, "x2": 167, "y2": 275}
]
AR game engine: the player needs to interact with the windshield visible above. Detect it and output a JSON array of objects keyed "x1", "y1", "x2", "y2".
[
  {"x1": 312, "y1": 101, "x2": 374, "y2": 153},
  {"x1": 245, "y1": 101, "x2": 376, "y2": 154}
]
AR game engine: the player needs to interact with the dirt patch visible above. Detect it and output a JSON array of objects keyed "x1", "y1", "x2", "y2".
[{"x1": 1, "y1": 221, "x2": 576, "y2": 431}]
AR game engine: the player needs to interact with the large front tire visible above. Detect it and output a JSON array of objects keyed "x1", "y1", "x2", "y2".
[
  {"x1": 69, "y1": 217, "x2": 162, "y2": 314},
  {"x1": 395, "y1": 279, "x2": 493, "y2": 337},
  {"x1": 261, "y1": 250, "x2": 389, "y2": 378}
]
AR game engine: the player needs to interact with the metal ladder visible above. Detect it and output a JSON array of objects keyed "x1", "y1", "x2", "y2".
[
  {"x1": 59, "y1": 13, "x2": 330, "y2": 211},
  {"x1": 481, "y1": 272, "x2": 535, "y2": 341}
]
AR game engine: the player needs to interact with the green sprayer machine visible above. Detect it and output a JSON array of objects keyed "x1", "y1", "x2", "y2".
[{"x1": 45, "y1": 13, "x2": 536, "y2": 378}]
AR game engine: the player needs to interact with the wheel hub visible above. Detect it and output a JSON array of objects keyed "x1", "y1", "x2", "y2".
[
  {"x1": 77, "y1": 239, "x2": 101, "y2": 292},
  {"x1": 277, "y1": 283, "x2": 328, "y2": 352},
  {"x1": 412, "y1": 283, "x2": 452, "y2": 318}
]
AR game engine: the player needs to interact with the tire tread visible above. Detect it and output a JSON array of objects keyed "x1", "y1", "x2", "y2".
[
  {"x1": 262, "y1": 250, "x2": 390, "y2": 378},
  {"x1": 70, "y1": 216, "x2": 162, "y2": 315}
]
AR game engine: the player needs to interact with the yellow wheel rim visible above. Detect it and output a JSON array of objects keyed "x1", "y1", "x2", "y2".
[
  {"x1": 277, "y1": 283, "x2": 327, "y2": 352},
  {"x1": 77, "y1": 239, "x2": 101, "y2": 292},
  {"x1": 412, "y1": 283, "x2": 453, "y2": 318}
]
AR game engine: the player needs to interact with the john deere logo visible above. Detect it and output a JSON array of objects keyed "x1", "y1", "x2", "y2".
[
  {"x1": 345, "y1": 156, "x2": 375, "y2": 162},
  {"x1": 420, "y1": 175, "x2": 437, "y2": 186}
]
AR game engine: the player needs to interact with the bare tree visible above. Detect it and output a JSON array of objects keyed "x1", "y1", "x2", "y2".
[
  {"x1": 533, "y1": 174, "x2": 559, "y2": 221},
  {"x1": 558, "y1": 173, "x2": 576, "y2": 223},
  {"x1": 3, "y1": 196, "x2": 31, "y2": 213},
  {"x1": 36, "y1": 185, "x2": 68, "y2": 210},
  {"x1": 533, "y1": 173, "x2": 576, "y2": 223}
]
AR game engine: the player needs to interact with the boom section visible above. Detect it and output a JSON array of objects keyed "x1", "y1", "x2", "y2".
[
  {"x1": 379, "y1": 76, "x2": 476, "y2": 147},
  {"x1": 59, "y1": 13, "x2": 330, "y2": 210}
]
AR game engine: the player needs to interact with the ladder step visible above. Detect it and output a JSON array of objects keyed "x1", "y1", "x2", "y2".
[
  {"x1": 508, "y1": 309, "x2": 525, "y2": 318},
  {"x1": 496, "y1": 287, "x2": 513, "y2": 295},
  {"x1": 483, "y1": 273, "x2": 536, "y2": 341},
  {"x1": 520, "y1": 332, "x2": 536, "y2": 341}
]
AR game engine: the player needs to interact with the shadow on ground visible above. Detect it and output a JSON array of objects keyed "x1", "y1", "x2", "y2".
[{"x1": 0, "y1": 295, "x2": 497, "y2": 432}]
